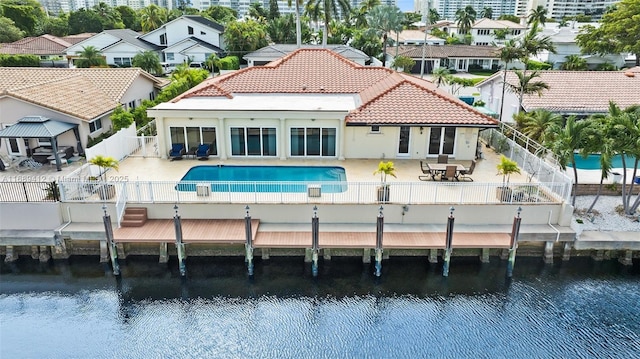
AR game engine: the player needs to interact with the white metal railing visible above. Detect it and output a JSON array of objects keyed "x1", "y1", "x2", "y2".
[
  {"x1": 57, "y1": 180, "x2": 570, "y2": 205},
  {"x1": 480, "y1": 126, "x2": 573, "y2": 202},
  {"x1": 128, "y1": 135, "x2": 159, "y2": 158},
  {"x1": 115, "y1": 183, "x2": 128, "y2": 228}
]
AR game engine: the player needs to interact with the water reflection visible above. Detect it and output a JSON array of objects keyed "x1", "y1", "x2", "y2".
[{"x1": 1, "y1": 256, "x2": 639, "y2": 358}]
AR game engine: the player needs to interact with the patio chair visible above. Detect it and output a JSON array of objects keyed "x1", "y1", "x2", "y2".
[
  {"x1": 13, "y1": 157, "x2": 43, "y2": 172},
  {"x1": 418, "y1": 160, "x2": 437, "y2": 181},
  {"x1": 459, "y1": 160, "x2": 476, "y2": 182},
  {"x1": 437, "y1": 154, "x2": 449, "y2": 164},
  {"x1": 442, "y1": 165, "x2": 459, "y2": 181},
  {"x1": 196, "y1": 144, "x2": 211, "y2": 160},
  {"x1": 169, "y1": 143, "x2": 185, "y2": 160}
]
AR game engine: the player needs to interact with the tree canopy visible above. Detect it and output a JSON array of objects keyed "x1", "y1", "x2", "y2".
[{"x1": 576, "y1": 0, "x2": 640, "y2": 66}]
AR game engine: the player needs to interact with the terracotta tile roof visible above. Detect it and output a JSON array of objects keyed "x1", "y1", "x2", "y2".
[
  {"x1": 481, "y1": 70, "x2": 640, "y2": 113},
  {"x1": 62, "y1": 33, "x2": 96, "y2": 45},
  {"x1": 0, "y1": 67, "x2": 164, "y2": 120},
  {"x1": 473, "y1": 18, "x2": 527, "y2": 29},
  {"x1": 389, "y1": 45, "x2": 501, "y2": 59},
  {"x1": 0, "y1": 35, "x2": 72, "y2": 55},
  {"x1": 347, "y1": 73, "x2": 498, "y2": 126},
  {"x1": 174, "y1": 49, "x2": 497, "y2": 127}
]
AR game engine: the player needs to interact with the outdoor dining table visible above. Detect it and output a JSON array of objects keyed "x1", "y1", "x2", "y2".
[{"x1": 428, "y1": 163, "x2": 466, "y2": 180}]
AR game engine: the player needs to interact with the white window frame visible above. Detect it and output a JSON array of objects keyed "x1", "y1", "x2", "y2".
[{"x1": 89, "y1": 118, "x2": 102, "y2": 133}]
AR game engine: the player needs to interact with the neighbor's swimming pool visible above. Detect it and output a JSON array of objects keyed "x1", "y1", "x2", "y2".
[
  {"x1": 568, "y1": 154, "x2": 637, "y2": 170},
  {"x1": 177, "y1": 165, "x2": 347, "y2": 193}
]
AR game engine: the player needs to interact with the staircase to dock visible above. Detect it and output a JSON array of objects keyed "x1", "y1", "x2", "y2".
[{"x1": 120, "y1": 207, "x2": 148, "y2": 227}]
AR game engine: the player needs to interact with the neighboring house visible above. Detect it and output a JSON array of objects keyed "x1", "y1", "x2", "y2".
[
  {"x1": 243, "y1": 44, "x2": 371, "y2": 66},
  {"x1": 387, "y1": 45, "x2": 502, "y2": 74},
  {"x1": 148, "y1": 49, "x2": 498, "y2": 162},
  {"x1": 388, "y1": 30, "x2": 445, "y2": 46},
  {"x1": 65, "y1": 29, "x2": 160, "y2": 68},
  {"x1": 476, "y1": 68, "x2": 640, "y2": 121},
  {"x1": 0, "y1": 34, "x2": 93, "y2": 67},
  {"x1": 0, "y1": 67, "x2": 165, "y2": 158},
  {"x1": 138, "y1": 15, "x2": 225, "y2": 65},
  {"x1": 444, "y1": 19, "x2": 527, "y2": 46},
  {"x1": 537, "y1": 23, "x2": 626, "y2": 69}
]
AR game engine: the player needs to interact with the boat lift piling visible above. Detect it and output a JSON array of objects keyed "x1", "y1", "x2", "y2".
[
  {"x1": 443, "y1": 207, "x2": 455, "y2": 277},
  {"x1": 245, "y1": 205, "x2": 255, "y2": 277},
  {"x1": 311, "y1": 206, "x2": 319, "y2": 277},
  {"x1": 507, "y1": 207, "x2": 522, "y2": 278},
  {"x1": 374, "y1": 206, "x2": 384, "y2": 277},
  {"x1": 102, "y1": 205, "x2": 120, "y2": 276},
  {"x1": 173, "y1": 205, "x2": 186, "y2": 277}
]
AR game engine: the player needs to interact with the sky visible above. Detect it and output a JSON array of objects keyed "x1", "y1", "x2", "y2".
[{"x1": 397, "y1": 0, "x2": 414, "y2": 12}]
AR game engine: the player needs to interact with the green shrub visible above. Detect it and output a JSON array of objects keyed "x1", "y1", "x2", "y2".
[
  {"x1": 0, "y1": 54, "x2": 40, "y2": 67},
  {"x1": 525, "y1": 59, "x2": 552, "y2": 70},
  {"x1": 219, "y1": 56, "x2": 240, "y2": 70}
]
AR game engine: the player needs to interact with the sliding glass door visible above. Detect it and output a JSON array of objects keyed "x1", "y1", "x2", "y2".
[
  {"x1": 290, "y1": 127, "x2": 336, "y2": 157},
  {"x1": 230, "y1": 127, "x2": 277, "y2": 156}
]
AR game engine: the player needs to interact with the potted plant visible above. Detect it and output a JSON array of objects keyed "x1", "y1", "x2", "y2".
[
  {"x1": 88, "y1": 155, "x2": 119, "y2": 200},
  {"x1": 496, "y1": 156, "x2": 520, "y2": 202},
  {"x1": 373, "y1": 161, "x2": 397, "y2": 203}
]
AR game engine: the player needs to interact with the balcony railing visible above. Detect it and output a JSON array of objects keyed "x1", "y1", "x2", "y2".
[{"x1": 57, "y1": 180, "x2": 569, "y2": 205}]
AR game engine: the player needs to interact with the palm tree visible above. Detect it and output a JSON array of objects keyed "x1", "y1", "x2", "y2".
[
  {"x1": 132, "y1": 50, "x2": 162, "y2": 75},
  {"x1": 431, "y1": 67, "x2": 451, "y2": 88},
  {"x1": 498, "y1": 39, "x2": 523, "y2": 121},
  {"x1": 352, "y1": 0, "x2": 380, "y2": 28},
  {"x1": 480, "y1": 7, "x2": 493, "y2": 19},
  {"x1": 506, "y1": 70, "x2": 550, "y2": 113},
  {"x1": 75, "y1": 46, "x2": 106, "y2": 68},
  {"x1": 306, "y1": 0, "x2": 350, "y2": 46},
  {"x1": 581, "y1": 117, "x2": 613, "y2": 214},
  {"x1": 205, "y1": 53, "x2": 221, "y2": 74},
  {"x1": 287, "y1": 0, "x2": 304, "y2": 46},
  {"x1": 527, "y1": 5, "x2": 547, "y2": 27},
  {"x1": 560, "y1": 54, "x2": 588, "y2": 70},
  {"x1": 549, "y1": 116, "x2": 590, "y2": 206},
  {"x1": 89, "y1": 155, "x2": 119, "y2": 182},
  {"x1": 515, "y1": 109, "x2": 563, "y2": 144},
  {"x1": 140, "y1": 5, "x2": 167, "y2": 32},
  {"x1": 607, "y1": 104, "x2": 640, "y2": 215},
  {"x1": 455, "y1": 5, "x2": 476, "y2": 35},
  {"x1": 366, "y1": 5, "x2": 404, "y2": 67}
]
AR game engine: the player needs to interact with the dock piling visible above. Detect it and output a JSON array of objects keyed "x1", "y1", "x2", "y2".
[
  {"x1": 311, "y1": 206, "x2": 319, "y2": 277},
  {"x1": 443, "y1": 207, "x2": 455, "y2": 277},
  {"x1": 173, "y1": 205, "x2": 186, "y2": 277},
  {"x1": 507, "y1": 207, "x2": 522, "y2": 278},
  {"x1": 245, "y1": 206, "x2": 254, "y2": 276},
  {"x1": 374, "y1": 206, "x2": 384, "y2": 277},
  {"x1": 102, "y1": 205, "x2": 120, "y2": 276}
]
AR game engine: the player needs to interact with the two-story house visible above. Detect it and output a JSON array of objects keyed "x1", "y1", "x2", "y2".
[
  {"x1": 138, "y1": 15, "x2": 225, "y2": 65},
  {"x1": 443, "y1": 18, "x2": 527, "y2": 46}
]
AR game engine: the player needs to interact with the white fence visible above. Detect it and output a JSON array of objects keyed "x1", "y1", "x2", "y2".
[
  {"x1": 85, "y1": 123, "x2": 137, "y2": 162},
  {"x1": 57, "y1": 180, "x2": 570, "y2": 205},
  {"x1": 480, "y1": 125, "x2": 573, "y2": 202}
]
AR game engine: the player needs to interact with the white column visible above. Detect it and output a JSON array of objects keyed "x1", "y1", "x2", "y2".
[
  {"x1": 156, "y1": 116, "x2": 167, "y2": 159},
  {"x1": 338, "y1": 119, "x2": 345, "y2": 160},
  {"x1": 279, "y1": 118, "x2": 287, "y2": 160},
  {"x1": 218, "y1": 118, "x2": 227, "y2": 160}
]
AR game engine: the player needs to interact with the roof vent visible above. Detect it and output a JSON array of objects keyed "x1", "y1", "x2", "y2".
[
  {"x1": 320, "y1": 86, "x2": 325, "y2": 91},
  {"x1": 624, "y1": 71, "x2": 635, "y2": 78},
  {"x1": 302, "y1": 85, "x2": 307, "y2": 90}
]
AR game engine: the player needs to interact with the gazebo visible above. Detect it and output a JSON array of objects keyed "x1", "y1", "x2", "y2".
[{"x1": 0, "y1": 116, "x2": 84, "y2": 171}]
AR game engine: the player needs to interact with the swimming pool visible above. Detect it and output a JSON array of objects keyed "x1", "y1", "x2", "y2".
[
  {"x1": 177, "y1": 165, "x2": 347, "y2": 193},
  {"x1": 569, "y1": 154, "x2": 637, "y2": 170}
]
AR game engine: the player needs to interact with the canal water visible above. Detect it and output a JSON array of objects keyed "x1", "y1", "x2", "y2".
[{"x1": 1, "y1": 256, "x2": 639, "y2": 358}]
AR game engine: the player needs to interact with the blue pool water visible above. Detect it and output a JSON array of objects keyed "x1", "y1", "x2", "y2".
[
  {"x1": 569, "y1": 154, "x2": 637, "y2": 170},
  {"x1": 178, "y1": 165, "x2": 347, "y2": 193}
]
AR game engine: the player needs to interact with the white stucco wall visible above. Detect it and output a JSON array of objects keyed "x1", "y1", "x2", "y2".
[{"x1": 478, "y1": 79, "x2": 520, "y2": 123}]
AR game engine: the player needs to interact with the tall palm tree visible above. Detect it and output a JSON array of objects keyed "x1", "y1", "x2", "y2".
[
  {"x1": 506, "y1": 70, "x2": 550, "y2": 113},
  {"x1": 548, "y1": 116, "x2": 590, "y2": 206},
  {"x1": 455, "y1": 5, "x2": 476, "y2": 35},
  {"x1": 132, "y1": 50, "x2": 162, "y2": 75},
  {"x1": 352, "y1": 0, "x2": 380, "y2": 28},
  {"x1": 306, "y1": 0, "x2": 350, "y2": 46},
  {"x1": 75, "y1": 46, "x2": 106, "y2": 68},
  {"x1": 581, "y1": 117, "x2": 613, "y2": 214},
  {"x1": 498, "y1": 39, "x2": 523, "y2": 121},
  {"x1": 527, "y1": 5, "x2": 547, "y2": 27},
  {"x1": 140, "y1": 5, "x2": 167, "y2": 32},
  {"x1": 287, "y1": 0, "x2": 304, "y2": 46},
  {"x1": 607, "y1": 103, "x2": 640, "y2": 215},
  {"x1": 366, "y1": 5, "x2": 404, "y2": 67},
  {"x1": 515, "y1": 109, "x2": 563, "y2": 144},
  {"x1": 560, "y1": 54, "x2": 588, "y2": 70}
]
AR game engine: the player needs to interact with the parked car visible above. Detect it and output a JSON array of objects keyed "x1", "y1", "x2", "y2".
[
  {"x1": 160, "y1": 62, "x2": 177, "y2": 75},
  {"x1": 189, "y1": 62, "x2": 205, "y2": 69}
]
